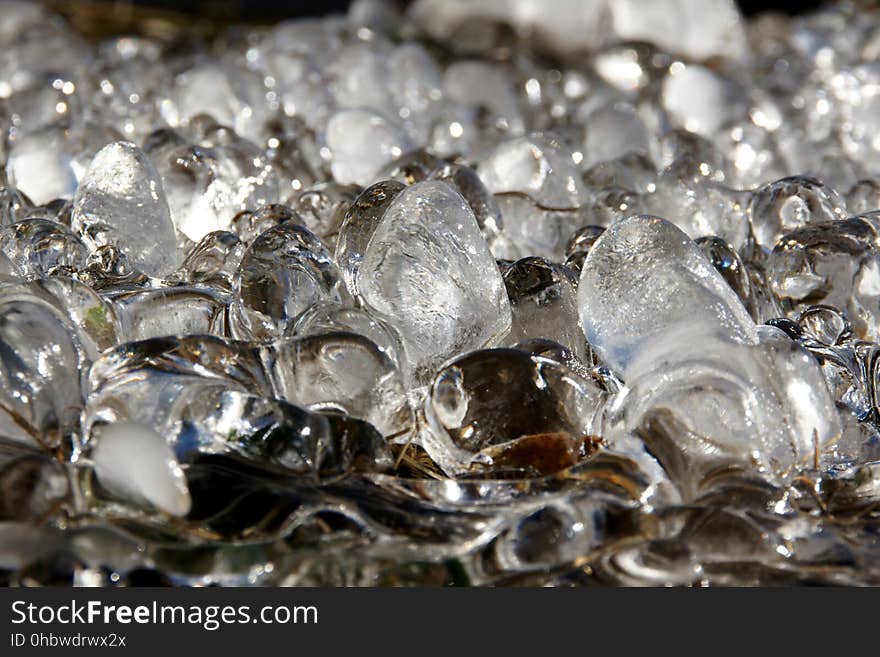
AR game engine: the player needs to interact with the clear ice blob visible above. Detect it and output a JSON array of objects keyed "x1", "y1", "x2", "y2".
[
  {"x1": 230, "y1": 222, "x2": 344, "y2": 342},
  {"x1": 354, "y1": 180, "x2": 511, "y2": 382},
  {"x1": 477, "y1": 133, "x2": 588, "y2": 210},
  {"x1": 748, "y1": 176, "x2": 846, "y2": 249},
  {"x1": 71, "y1": 141, "x2": 181, "y2": 278}
]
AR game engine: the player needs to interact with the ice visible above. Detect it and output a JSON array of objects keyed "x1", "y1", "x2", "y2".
[
  {"x1": 577, "y1": 215, "x2": 758, "y2": 376},
  {"x1": 748, "y1": 176, "x2": 847, "y2": 248},
  {"x1": 423, "y1": 348, "x2": 605, "y2": 475},
  {"x1": 6, "y1": 121, "x2": 117, "y2": 205},
  {"x1": 645, "y1": 166, "x2": 750, "y2": 248},
  {"x1": 0, "y1": 218, "x2": 87, "y2": 279},
  {"x1": 610, "y1": 0, "x2": 748, "y2": 62},
  {"x1": 81, "y1": 336, "x2": 272, "y2": 460},
  {"x1": 661, "y1": 65, "x2": 739, "y2": 138},
  {"x1": 89, "y1": 36, "x2": 164, "y2": 141},
  {"x1": 409, "y1": 0, "x2": 611, "y2": 57},
  {"x1": 230, "y1": 204, "x2": 304, "y2": 245},
  {"x1": 264, "y1": 332, "x2": 411, "y2": 437},
  {"x1": 159, "y1": 61, "x2": 271, "y2": 144},
  {"x1": 172, "y1": 389, "x2": 332, "y2": 474},
  {"x1": 176, "y1": 230, "x2": 244, "y2": 291},
  {"x1": 291, "y1": 182, "x2": 360, "y2": 247},
  {"x1": 0, "y1": 293, "x2": 85, "y2": 447},
  {"x1": 148, "y1": 128, "x2": 280, "y2": 243},
  {"x1": 6, "y1": 0, "x2": 880, "y2": 586},
  {"x1": 847, "y1": 179, "x2": 880, "y2": 215},
  {"x1": 581, "y1": 103, "x2": 654, "y2": 169},
  {"x1": 502, "y1": 257, "x2": 588, "y2": 361},
  {"x1": 0, "y1": 251, "x2": 19, "y2": 283},
  {"x1": 564, "y1": 225, "x2": 605, "y2": 271},
  {"x1": 71, "y1": 141, "x2": 181, "y2": 278},
  {"x1": 230, "y1": 222, "x2": 343, "y2": 341},
  {"x1": 354, "y1": 180, "x2": 511, "y2": 381},
  {"x1": 91, "y1": 422, "x2": 191, "y2": 517},
  {"x1": 768, "y1": 214, "x2": 880, "y2": 342},
  {"x1": 6, "y1": 277, "x2": 119, "y2": 358},
  {"x1": 334, "y1": 180, "x2": 405, "y2": 299},
  {"x1": 443, "y1": 61, "x2": 525, "y2": 135},
  {"x1": 0, "y1": 15, "x2": 90, "y2": 98},
  {"x1": 324, "y1": 108, "x2": 413, "y2": 187},
  {"x1": 387, "y1": 43, "x2": 444, "y2": 142},
  {"x1": 114, "y1": 287, "x2": 227, "y2": 342},
  {"x1": 580, "y1": 215, "x2": 840, "y2": 477},
  {"x1": 0, "y1": 449, "x2": 68, "y2": 523},
  {"x1": 495, "y1": 193, "x2": 585, "y2": 261},
  {"x1": 695, "y1": 236, "x2": 755, "y2": 317},
  {"x1": 477, "y1": 133, "x2": 588, "y2": 209},
  {"x1": 0, "y1": 185, "x2": 29, "y2": 226},
  {"x1": 292, "y1": 300, "x2": 406, "y2": 370}
]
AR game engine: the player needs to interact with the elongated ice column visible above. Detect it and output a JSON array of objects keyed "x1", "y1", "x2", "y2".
[
  {"x1": 355, "y1": 180, "x2": 511, "y2": 382},
  {"x1": 578, "y1": 215, "x2": 839, "y2": 476},
  {"x1": 91, "y1": 422, "x2": 191, "y2": 517},
  {"x1": 71, "y1": 141, "x2": 181, "y2": 278}
]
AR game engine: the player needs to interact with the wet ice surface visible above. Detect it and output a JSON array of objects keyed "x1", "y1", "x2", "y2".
[{"x1": 3, "y1": 1, "x2": 880, "y2": 587}]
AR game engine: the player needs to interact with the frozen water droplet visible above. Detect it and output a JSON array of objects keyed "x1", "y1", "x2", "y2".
[
  {"x1": 292, "y1": 300, "x2": 406, "y2": 370},
  {"x1": 0, "y1": 293, "x2": 84, "y2": 447},
  {"x1": 495, "y1": 193, "x2": 585, "y2": 261},
  {"x1": 0, "y1": 251, "x2": 20, "y2": 283},
  {"x1": 748, "y1": 176, "x2": 846, "y2": 248},
  {"x1": 582, "y1": 103, "x2": 654, "y2": 169},
  {"x1": 6, "y1": 122, "x2": 118, "y2": 205},
  {"x1": 356, "y1": 180, "x2": 511, "y2": 381},
  {"x1": 695, "y1": 236, "x2": 754, "y2": 316},
  {"x1": 148, "y1": 130, "x2": 280, "y2": 243},
  {"x1": 443, "y1": 61, "x2": 525, "y2": 135},
  {"x1": 578, "y1": 215, "x2": 757, "y2": 376},
  {"x1": 92, "y1": 422, "x2": 191, "y2": 517},
  {"x1": 564, "y1": 225, "x2": 605, "y2": 271},
  {"x1": 72, "y1": 141, "x2": 181, "y2": 277},
  {"x1": 325, "y1": 108, "x2": 414, "y2": 186},
  {"x1": 610, "y1": 0, "x2": 748, "y2": 62},
  {"x1": 585, "y1": 216, "x2": 840, "y2": 477},
  {"x1": 0, "y1": 218, "x2": 87, "y2": 279},
  {"x1": 0, "y1": 185, "x2": 31, "y2": 226},
  {"x1": 502, "y1": 257, "x2": 587, "y2": 361},
  {"x1": 159, "y1": 62, "x2": 270, "y2": 144},
  {"x1": 265, "y1": 332, "x2": 411, "y2": 437},
  {"x1": 768, "y1": 214, "x2": 880, "y2": 342},
  {"x1": 645, "y1": 165, "x2": 750, "y2": 248},
  {"x1": 423, "y1": 348, "x2": 605, "y2": 475},
  {"x1": 8, "y1": 277, "x2": 120, "y2": 358},
  {"x1": 847, "y1": 179, "x2": 880, "y2": 215},
  {"x1": 662, "y1": 65, "x2": 740, "y2": 138},
  {"x1": 478, "y1": 133, "x2": 588, "y2": 209},
  {"x1": 291, "y1": 183, "x2": 360, "y2": 247},
  {"x1": 115, "y1": 287, "x2": 228, "y2": 342},
  {"x1": 230, "y1": 223, "x2": 344, "y2": 341},
  {"x1": 411, "y1": 0, "x2": 612, "y2": 57},
  {"x1": 177, "y1": 230, "x2": 244, "y2": 291},
  {"x1": 335, "y1": 180, "x2": 405, "y2": 299},
  {"x1": 82, "y1": 336, "x2": 273, "y2": 460},
  {"x1": 179, "y1": 389, "x2": 317, "y2": 465},
  {"x1": 230, "y1": 204, "x2": 304, "y2": 245}
]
